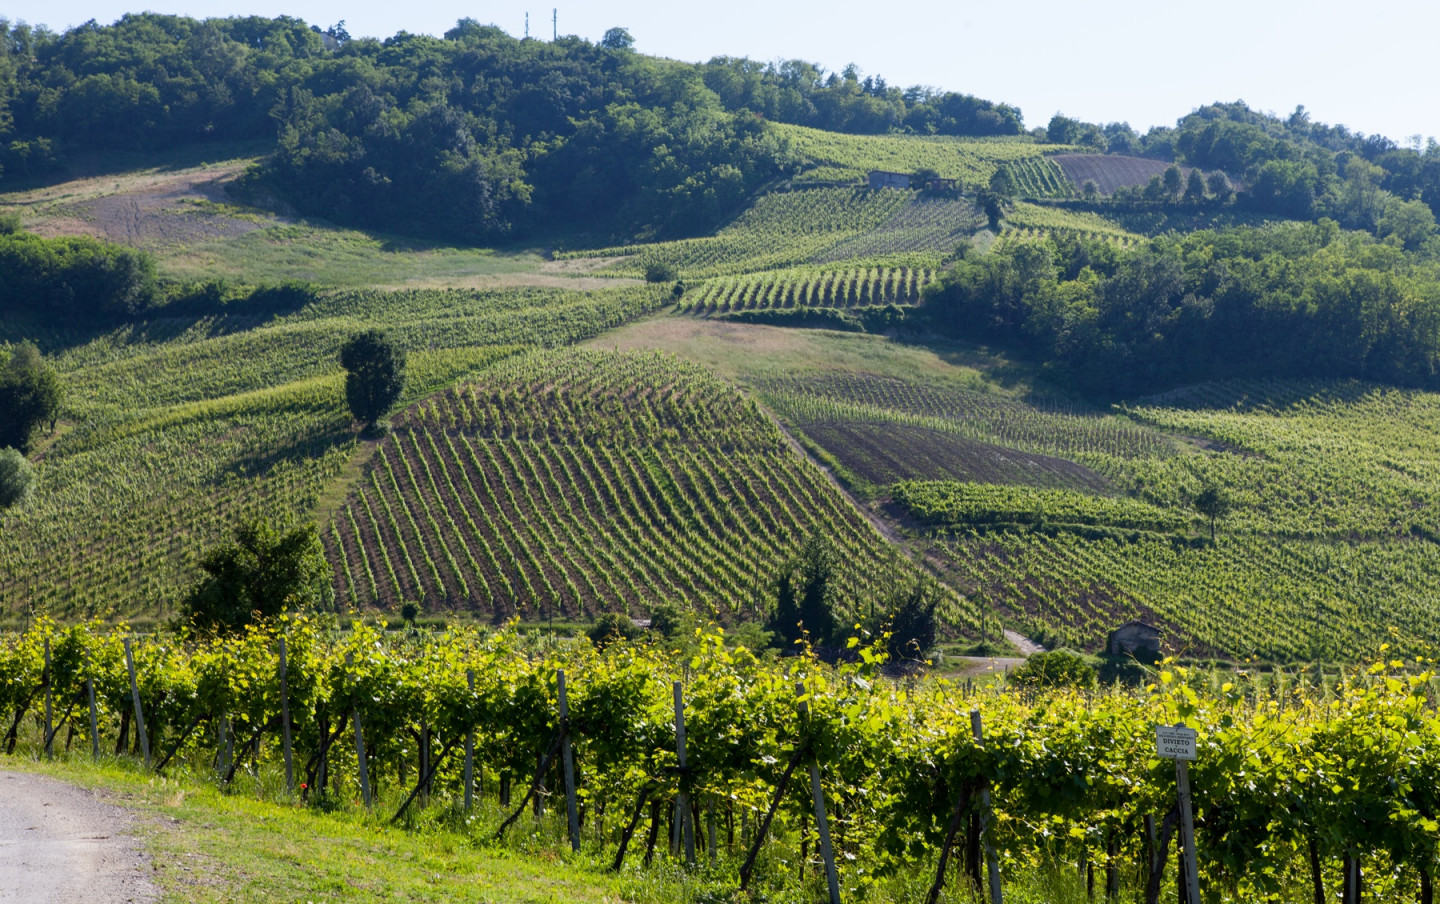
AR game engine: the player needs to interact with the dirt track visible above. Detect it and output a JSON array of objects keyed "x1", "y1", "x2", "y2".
[{"x1": 0, "y1": 771, "x2": 158, "y2": 904}]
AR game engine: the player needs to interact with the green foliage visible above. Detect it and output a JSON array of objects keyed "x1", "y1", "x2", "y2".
[
  {"x1": 678, "y1": 265, "x2": 936, "y2": 316},
  {"x1": 321, "y1": 349, "x2": 949, "y2": 627},
  {"x1": 881, "y1": 576, "x2": 938, "y2": 661},
  {"x1": 1009, "y1": 650, "x2": 1097, "y2": 689},
  {"x1": 772, "y1": 122, "x2": 1043, "y2": 186},
  {"x1": 642, "y1": 259, "x2": 678, "y2": 283},
  {"x1": 10, "y1": 620, "x2": 1440, "y2": 904},
  {"x1": 0, "y1": 447, "x2": 35, "y2": 509},
  {"x1": 924, "y1": 222, "x2": 1440, "y2": 396},
  {"x1": 768, "y1": 530, "x2": 840, "y2": 648},
  {"x1": 587, "y1": 611, "x2": 641, "y2": 648},
  {"x1": 0, "y1": 284, "x2": 667, "y2": 618},
  {"x1": 646, "y1": 600, "x2": 687, "y2": 639},
  {"x1": 893, "y1": 480, "x2": 1187, "y2": 533},
  {"x1": 340, "y1": 331, "x2": 406, "y2": 429},
  {"x1": 0, "y1": 230, "x2": 159, "y2": 320},
  {"x1": 184, "y1": 520, "x2": 330, "y2": 632},
  {"x1": 0, "y1": 342, "x2": 63, "y2": 454},
  {"x1": 1192, "y1": 482, "x2": 1232, "y2": 542},
  {"x1": 562, "y1": 186, "x2": 915, "y2": 279},
  {"x1": 598, "y1": 27, "x2": 634, "y2": 50}
]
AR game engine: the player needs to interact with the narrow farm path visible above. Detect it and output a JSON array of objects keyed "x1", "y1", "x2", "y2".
[{"x1": 0, "y1": 770, "x2": 158, "y2": 904}]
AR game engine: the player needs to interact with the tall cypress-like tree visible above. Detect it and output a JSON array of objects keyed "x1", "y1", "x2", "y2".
[{"x1": 339, "y1": 330, "x2": 406, "y2": 430}]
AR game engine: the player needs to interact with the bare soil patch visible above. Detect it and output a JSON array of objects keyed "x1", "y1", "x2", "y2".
[
  {"x1": 23, "y1": 164, "x2": 264, "y2": 249},
  {"x1": 1053, "y1": 154, "x2": 1191, "y2": 196},
  {"x1": 801, "y1": 422, "x2": 1112, "y2": 492}
]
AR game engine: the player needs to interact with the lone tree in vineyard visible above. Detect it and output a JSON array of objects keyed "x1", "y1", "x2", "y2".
[
  {"x1": 1193, "y1": 482, "x2": 1232, "y2": 543},
  {"x1": 0, "y1": 447, "x2": 36, "y2": 509},
  {"x1": 0, "y1": 343, "x2": 63, "y2": 454},
  {"x1": 184, "y1": 519, "x2": 331, "y2": 632},
  {"x1": 340, "y1": 330, "x2": 406, "y2": 431},
  {"x1": 769, "y1": 531, "x2": 840, "y2": 649}
]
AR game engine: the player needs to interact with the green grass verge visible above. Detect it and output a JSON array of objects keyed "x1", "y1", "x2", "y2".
[{"x1": 6, "y1": 755, "x2": 696, "y2": 903}]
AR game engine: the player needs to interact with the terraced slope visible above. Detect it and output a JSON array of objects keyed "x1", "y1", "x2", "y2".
[
  {"x1": 0, "y1": 286, "x2": 668, "y2": 619},
  {"x1": 322, "y1": 349, "x2": 972, "y2": 628},
  {"x1": 771, "y1": 123, "x2": 1072, "y2": 185},
  {"x1": 1051, "y1": 154, "x2": 1186, "y2": 195},
  {"x1": 763, "y1": 365, "x2": 1440, "y2": 660}
]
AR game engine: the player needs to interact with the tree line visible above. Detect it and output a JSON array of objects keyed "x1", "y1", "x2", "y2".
[
  {"x1": 0, "y1": 14, "x2": 1022, "y2": 243},
  {"x1": 922, "y1": 222, "x2": 1440, "y2": 397},
  {"x1": 1042, "y1": 103, "x2": 1440, "y2": 233}
]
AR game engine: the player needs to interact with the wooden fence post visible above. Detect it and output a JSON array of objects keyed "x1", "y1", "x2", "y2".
[
  {"x1": 971, "y1": 709, "x2": 1002, "y2": 904},
  {"x1": 797, "y1": 683, "x2": 840, "y2": 904},
  {"x1": 42, "y1": 638, "x2": 53, "y2": 759},
  {"x1": 1176, "y1": 756, "x2": 1201, "y2": 904},
  {"x1": 347, "y1": 653, "x2": 372, "y2": 808},
  {"x1": 674, "y1": 681, "x2": 695, "y2": 867},
  {"x1": 558, "y1": 670, "x2": 580, "y2": 852},
  {"x1": 217, "y1": 715, "x2": 231, "y2": 782},
  {"x1": 464, "y1": 670, "x2": 476, "y2": 812},
  {"x1": 124, "y1": 639, "x2": 150, "y2": 768},
  {"x1": 86, "y1": 649, "x2": 99, "y2": 760},
  {"x1": 708, "y1": 795, "x2": 717, "y2": 867},
  {"x1": 278, "y1": 637, "x2": 294, "y2": 793}
]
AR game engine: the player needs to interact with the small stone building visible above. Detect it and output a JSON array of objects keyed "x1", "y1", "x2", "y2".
[
  {"x1": 1106, "y1": 620, "x2": 1160, "y2": 657},
  {"x1": 867, "y1": 170, "x2": 911, "y2": 190}
]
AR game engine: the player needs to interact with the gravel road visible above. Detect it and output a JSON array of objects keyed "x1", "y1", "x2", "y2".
[{"x1": 0, "y1": 771, "x2": 158, "y2": 903}]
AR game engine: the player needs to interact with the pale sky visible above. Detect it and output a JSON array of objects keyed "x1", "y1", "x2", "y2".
[{"x1": 7, "y1": 0, "x2": 1438, "y2": 147}]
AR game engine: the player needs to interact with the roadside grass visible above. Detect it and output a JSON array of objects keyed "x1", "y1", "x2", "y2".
[{"x1": 6, "y1": 754, "x2": 705, "y2": 904}]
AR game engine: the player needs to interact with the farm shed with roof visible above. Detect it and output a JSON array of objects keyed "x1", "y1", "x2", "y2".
[{"x1": 1107, "y1": 620, "x2": 1160, "y2": 657}]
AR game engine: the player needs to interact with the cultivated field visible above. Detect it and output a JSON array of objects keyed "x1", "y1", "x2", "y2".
[
  {"x1": 0, "y1": 286, "x2": 668, "y2": 621},
  {"x1": 1052, "y1": 153, "x2": 1187, "y2": 195},
  {"x1": 771, "y1": 122, "x2": 1074, "y2": 185},
  {"x1": 322, "y1": 348, "x2": 973, "y2": 628}
]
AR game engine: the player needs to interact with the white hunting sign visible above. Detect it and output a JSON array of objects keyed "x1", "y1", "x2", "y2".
[{"x1": 1155, "y1": 724, "x2": 1198, "y2": 761}]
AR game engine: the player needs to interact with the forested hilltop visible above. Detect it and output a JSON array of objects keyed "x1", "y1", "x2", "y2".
[{"x1": 0, "y1": 14, "x2": 1020, "y2": 241}]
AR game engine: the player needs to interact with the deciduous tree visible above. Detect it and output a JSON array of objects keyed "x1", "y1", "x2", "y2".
[
  {"x1": 0, "y1": 343, "x2": 63, "y2": 453},
  {"x1": 340, "y1": 330, "x2": 406, "y2": 430},
  {"x1": 0, "y1": 447, "x2": 35, "y2": 509},
  {"x1": 184, "y1": 520, "x2": 331, "y2": 632}
]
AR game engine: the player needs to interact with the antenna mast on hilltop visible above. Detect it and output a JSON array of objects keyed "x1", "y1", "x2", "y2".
[
  {"x1": 553, "y1": 9, "x2": 557, "y2": 40},
  {"x1": 525, "y1": 12, "x2": 529, "y2": 38}
]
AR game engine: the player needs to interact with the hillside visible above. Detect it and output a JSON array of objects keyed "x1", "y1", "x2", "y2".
[
  {"x1": 596, "y1": 318, "x2": 1440, "y2": 661},
  {"x1": 7, "y1": 13, "x2": 1440, "y2": 670},
  {"x1": 0, "y1": 285, "x2": 666, "y2": 620},
  {"x1": 322, "y1": 348, "x2": 967, "y2": 627}
]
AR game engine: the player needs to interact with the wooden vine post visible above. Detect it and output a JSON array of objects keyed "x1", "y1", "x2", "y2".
[
  {"x1": 347, "y1": 653, "x2": 372, "y2": 808},
  {"x1": 124, "y1": 639, "x2": 151, "y2": 768},
  {"x1": 971, "y1": 709, "x2": 1002, "y2": 904},
  {"x1": 464, "y1": 670, "x2": 476, "y2": 812},
  {"x1": 42, "y1": 638, "x2": 53, "y2": 759},
  {"x1": 216, "y1": 715, "x2": 231, "y2": 782},
  {"x1": 278, "y1": 637, "x2": 294, "y2": 793},
  {"x1": 1156, "y1": 723, "x2": 1201, "y2": 904},
  {"x1": 797, "y1": 683, "x2": 840, "y2": 904},
  {"x1": 673, "y1": 681, "x2": 695, "y2": 867},
  {"x1": 558, "y1": 669, "x2": 580, "y2": 852},
  {"x1": 86, "y1": 649, "x2": 100, "y2": 759}
]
